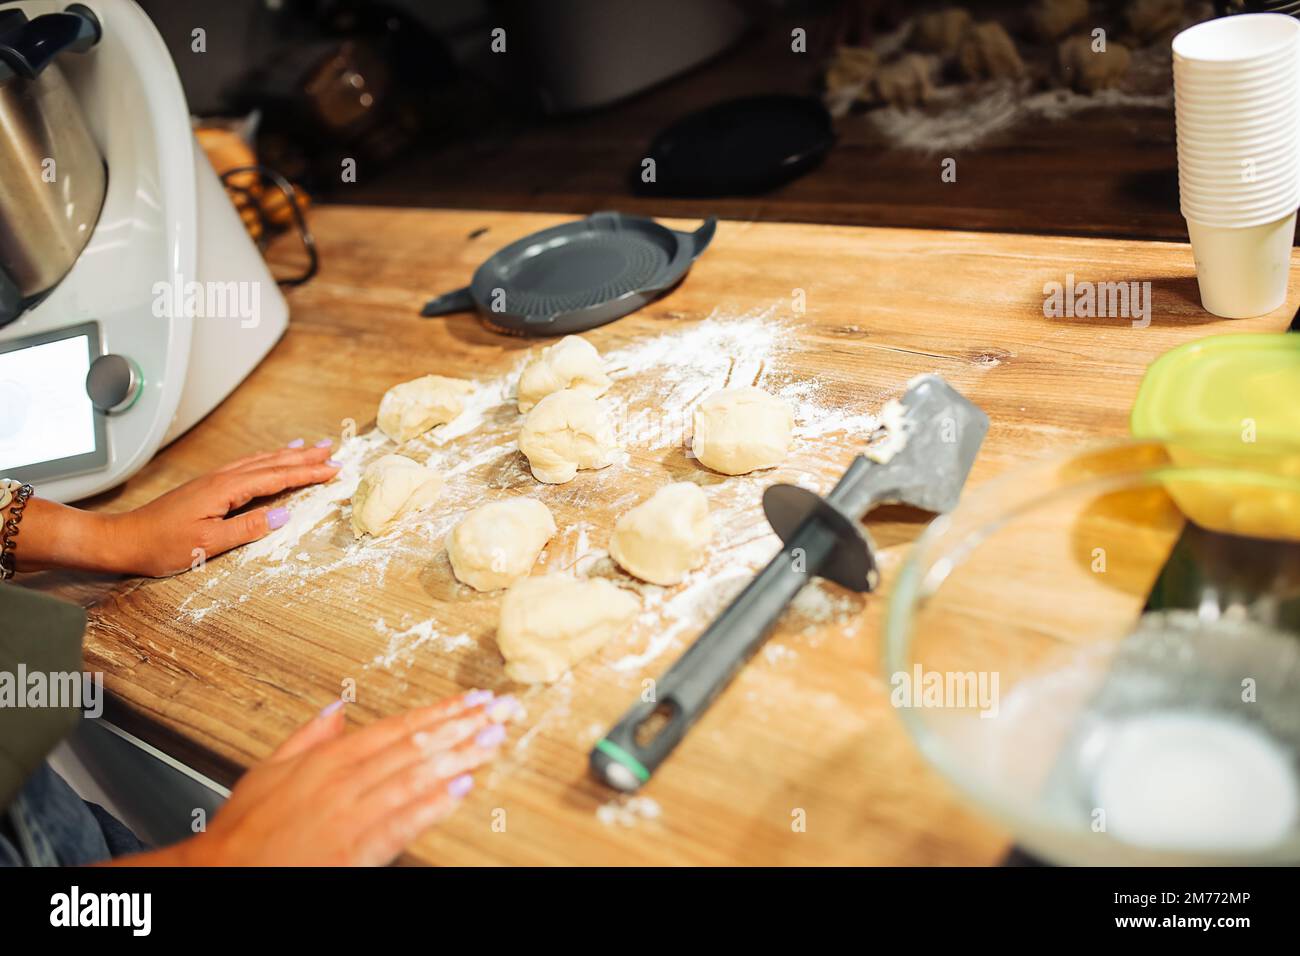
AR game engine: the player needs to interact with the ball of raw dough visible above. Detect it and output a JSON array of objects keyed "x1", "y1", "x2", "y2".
[
  {"x1": 496, "y1": 575, "x2": 641, "y2": 683},
  {"x1": 1058, "y1": 34, "x2": 1131, "y2": 93},
  {"x1": 1029, "y1": 0, "x2": 1089, "y2": 42},
  {"x1": 446, "y1": 498, "x2": 557, "y2": 592},
  {"x1": 692, "y1": 386, "x2": 793, "y2": 476},
  {"x1": 351, "y1": 454, "x2": 443, "y2": 538},
  {"x1": 518, "y1": 388, "x2": 619, "y2": 484},
  {"x1": 957, "y1": 21, "x2": 1025, "y2": 81},
  {"x1": 516, "y1": 335, "x2": 612, "y2": 413},
  {"x1": 610, "y1": 482, "x2": 713, "y2": 586},
  {"x1": 910, "y1": 8, "x2": 972, "y2": 56},
  {"x1": 826, "y1": 45, "x2": 879, "y2": 94},
  {"x1": 824, "y1": 46, "x2": 882, "y2": 116},
  {"x1": 1127, "y1": 0, "x2": 1182, "y2": 44},
  {"x1": 872, "y1": 54, "x2": 936, "y2": 109},
  {"x1": 377, "y1": 374, "x2": 473, "y2": 443}
]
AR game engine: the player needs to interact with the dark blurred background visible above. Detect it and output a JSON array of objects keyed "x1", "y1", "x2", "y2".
[{"x1": 142, "y1": 0, "x2": 1252, "y2": 241}]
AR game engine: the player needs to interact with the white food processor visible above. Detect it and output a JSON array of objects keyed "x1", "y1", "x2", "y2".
[{"x1": 0, "y1": 0, "x2": 287, "y2": 502}]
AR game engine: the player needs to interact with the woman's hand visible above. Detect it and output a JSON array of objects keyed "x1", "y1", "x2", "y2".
[
  {"x1": 113, "y1": 689, "x2": 520, "y2": 867},
  {"x1": 7, "y1": 441, "x2": 341, "y2": 577},
  {"x1": 110, "y1": 441, "x2": 341, "y2": 576}
]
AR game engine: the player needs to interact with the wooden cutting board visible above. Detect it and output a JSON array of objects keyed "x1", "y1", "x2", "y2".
[{"x1": 24, "y1": 207, "x2": 1297, "y2": 865}]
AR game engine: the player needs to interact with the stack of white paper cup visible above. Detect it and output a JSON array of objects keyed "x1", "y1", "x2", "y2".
[{"x1": 1174, "y1": 13, "x2": 1300, "y2": 318}]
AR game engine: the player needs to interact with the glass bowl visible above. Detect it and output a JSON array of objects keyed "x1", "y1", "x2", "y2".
[{"x1": 885, "y1": 439, "x2": 1300, "y2": 865}]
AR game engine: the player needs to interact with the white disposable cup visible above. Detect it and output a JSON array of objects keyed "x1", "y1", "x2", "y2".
[
  {"x1": 1180, "y1": 141, "x2": 1300, "y2": 171},
  {"x1": 1180, "y1": 186, "x2": 1299, "y2": 211},
  {"x1": 1177, "y1": 101, "x2": 1299, "y2": 120},
  {"x1": 1185, "y1": 170, "x2": 1294, "y2": 192},
  {"x1": 1178, "y1": 148, "x2": 1298, "y2": 171},
  {"x1": 1179, "y1": 144, "x2": 1299, "y2": 178},
  {"x1": 1173, "y1": 14, "x2": 1300, "y2": 66},
  {"x1": 1175, "y1": 45, "x2": 1300, "y2": 68},
  {"x1": 1174, "y1": 64, "x2": 1300, "y2": 92},
  {"x1": 1177, "y1": 113, "x2": 1300, "y2": 139},
  {"x1": 1186, "y1": 211, "x2": 1297, "y2": 318},
  {"x1": 1180, "y1": 205, "x2": 1300, "y2": 230},
  {"x1": 1179, "y1": 178, "x2": 1299, "y2": 202},
  {"x1": 1175, "y1": 89, "x2": 1299, "y2": 112},
  {"x1": 1178, "y1": 152, "x2": 1300, "y2": 179},
  {"x1": 1176, "y1": 102, "x2": 1300, "y2": 127},
  {"x1": 1175, "y1": 92, "x2": 1299, "y2": 115},
  {"x1": 1174, "y1": 28, "x2": 1300, "y2": 65},
  {"x1": 1174, "y1": 53, "x2": 1299, "y2": 82},
  {"x1": 1180, "y1": 196, "x2": 1300, "y2": 225},
  {"x1": 1175, "y1": 52, "x2": 1300, "y2": 76},
  {"x1": 1180, "y1": 178, "x2": 1300, "y2": 212},
  {"x1": 1178, "y1": 135, "x2": 1299, "y2": 159},
  {"x1": 1174, "y1": 69, "x2": 1299, "y2": 93},
  {"x1": 1180, "y1": 178, "x2": 1300, "y2": 226},
  {"x1": 1179, "y1": 150, "x2": 1299, "y2": 186}
]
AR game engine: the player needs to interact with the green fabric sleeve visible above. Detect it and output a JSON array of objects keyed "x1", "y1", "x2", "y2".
[{"x1": 0, "y1": 586, "x2": 87, "y2": 811}]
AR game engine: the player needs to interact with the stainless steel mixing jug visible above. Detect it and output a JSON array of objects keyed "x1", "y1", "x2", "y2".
[{"x1": 0, "y1": 4, "x2": 104, "y2": 326}]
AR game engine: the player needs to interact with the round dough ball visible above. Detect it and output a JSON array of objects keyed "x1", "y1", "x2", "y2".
[
  {"x1": 692, "y1": 386, "x2": 793, "y2": 476},
  {"x1": 351, "y1": 454, "x2": 443, "y2": 538},
  {"x1": 825, "y1": 45, "x2": 879, "y2": 94},
  {"x1": 1029, "y1": 0, "x2": 1088, "y2": 42},
  {"x1": 872, "y1": 54, "x2": 936, "y2": 109},
  {"x1": 447, "y1": 498, "x2": 557, "y2": 592},
  {"x1": 377, "y1": 374, "x2": 473, "y2": 443},
  {"x1": 517, "y1": 335, "x2": 612, "y2": 412},
  {"x1": 496, "y1": 575, "x2": 641, "y2": 683},
  {"x1": 518, "y1": 388, "x2": 619, "y2": 484},
  {"x1": 610, "y1": 482, "x2": 712, "y2": 586},
  {"x1": 910, "y1": 8, "x2": 971, "y2": 56},
  {"x1": 957, "y1": 21, "x2": 1025, "y2": 81},
  {"x1": 1127, "y1": 0, "x2": 1182, "y2": 44},
  {"x1": 1058, "y1": 34, "x2": 1131, "y2": 93}
]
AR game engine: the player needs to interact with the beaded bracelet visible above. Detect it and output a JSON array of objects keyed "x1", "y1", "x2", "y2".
[{"x1": 0, "y1": 479, "x2": 33, "y2": 581}]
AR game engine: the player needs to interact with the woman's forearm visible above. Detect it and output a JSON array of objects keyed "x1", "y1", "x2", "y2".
[
  {"x1": 5, "y1": 444, "x2": 339, "y2": 578},
  {"x1": 5, "y1": 497, "x2": 133, "y2": 574}
]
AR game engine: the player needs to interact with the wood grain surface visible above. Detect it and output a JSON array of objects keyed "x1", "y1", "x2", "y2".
[{"x1": 24, "y1": 206, "x2": 1299, "y2": 865}]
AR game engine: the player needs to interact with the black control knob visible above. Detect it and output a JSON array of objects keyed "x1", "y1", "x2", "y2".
[{"x1": 86, "y1": 354, "x2": 141, "y2": 413}]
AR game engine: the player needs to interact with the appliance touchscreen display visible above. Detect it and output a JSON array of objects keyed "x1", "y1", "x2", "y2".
[{"x1": 0, "y1": 333, "x2": 97, "y2": 471}]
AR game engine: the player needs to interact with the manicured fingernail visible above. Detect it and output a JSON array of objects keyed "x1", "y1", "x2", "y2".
[
  {"x1": 287, "y1": 438, "x2": 305, "y2": 448},
  {"x1": 465, "y1": 689, "x2": 494, "y2": 706},
  {"x1": 326, "y1": 459, "x2": 342, "y2": 468},
  {"x1": 447, "y1": 774, "x2": 473, "y2": 799},
  {"x1": 476, "y1": 723, "x2": 506, "y2": 748},
  {"x1": 487, "y1": 695, "x2": 521, "y2": 722},
  {"x1": 315, "y1": 438, "x2": 333, "y2": 448},
  {"x1": 318, "y1": 699, "x2": 344, "y2": 718},
  {"x1": 267, "y1": 507, "x2": 291, "y2": 530}
]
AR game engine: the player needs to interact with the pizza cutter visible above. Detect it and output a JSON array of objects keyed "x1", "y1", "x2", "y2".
[{"x1": 591, "y1": 374, "x2": 989, "y2": 792}]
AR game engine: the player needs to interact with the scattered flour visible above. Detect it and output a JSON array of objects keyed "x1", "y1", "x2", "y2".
[
  {"x1": 369, "y1": 617, "x2": 474, "y2": 670},
  {"x1": 597, "y1": 795, "x2": 662, "y2": 827},
  {"x1": 789, "y1": 580, "x2": 861, "y2": 636},
  {"x1": 238, "y1": 428, "x2": 387, "y2": 565},
  {"x1": 167, "y1": 305, "x2": 896, "y2": 799},
  {"x1": 763, "y1": 642, "x2": 797, "y2": 665}
]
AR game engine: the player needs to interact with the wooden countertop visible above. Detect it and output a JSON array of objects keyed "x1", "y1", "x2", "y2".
[{"x1": 26, "y1": 206, "x2": 1297, "y2": 865}]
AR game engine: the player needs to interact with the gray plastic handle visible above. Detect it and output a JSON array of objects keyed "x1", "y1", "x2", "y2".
[
  {"x1": 590, "y1": 509, "x2": 840, "y2": 791},
  {"x1": 419, "y1": 286, "x2": 475, "y2": 317}
]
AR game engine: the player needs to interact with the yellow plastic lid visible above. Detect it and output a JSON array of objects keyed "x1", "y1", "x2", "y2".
[
  {"x1": 1131, "y1": 333, "x2": 1300, "y2": 443},
  {"x1": 1131, "y1": 333, "x2": 1300, "y2": 540}
]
